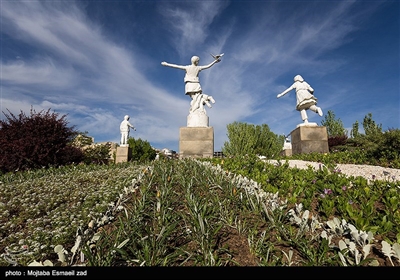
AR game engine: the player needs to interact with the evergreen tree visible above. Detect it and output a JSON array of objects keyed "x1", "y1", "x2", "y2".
[
  {"x1": 319, "y1": 110, "x2": 348, "y2": 150},
  {"x1": 363, "y1": 112, "x2": 382, "y2": 137},
  {"x1": 320, "y1": 110, "x2": 347, "y2": 137},
  {"x1": 350, "y1": 120, "x2": 360, "y2": 138}
]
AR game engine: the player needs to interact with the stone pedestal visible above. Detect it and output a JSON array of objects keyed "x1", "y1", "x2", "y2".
[
  {"x1": 179, "y1": 127, "x2": 214, "y2": 159},
  {"x1": 290, "y1": 126, "x2": 329, "y2": 155},
  {"x1": 115, "y1": 146, "x2": 131, "y2": 163}
]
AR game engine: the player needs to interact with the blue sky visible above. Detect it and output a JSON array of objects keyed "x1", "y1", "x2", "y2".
[{"x1": 1, "y1": 0, "x2": 399, "y2": 152}]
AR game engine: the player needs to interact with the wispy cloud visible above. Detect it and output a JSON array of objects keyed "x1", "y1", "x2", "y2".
[
  {"x1": 158, "y1": 1, "x2": 230, "y2": 57},
  {"x1": 2, "y1": 58, "x2": 77, "y2": 89}
]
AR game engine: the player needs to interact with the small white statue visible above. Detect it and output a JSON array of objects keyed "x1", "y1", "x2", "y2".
[
  {"x1": 277, "y1": 75, "x2": 323, "y2": 124},
  {"x1": 119, "y1": 115, "x2": 135, "y2": 146},
  {"x1": 161, "y1": 54, "x2": 222, "y2": 113}
]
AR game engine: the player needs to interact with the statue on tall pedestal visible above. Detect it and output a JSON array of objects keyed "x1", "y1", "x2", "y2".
[
  {"x1": 277, "y1": 75, "x2": 323, "y2": 126},
  {"x1": 161, "y1": 54, "x2": 223, "y2": 127}
]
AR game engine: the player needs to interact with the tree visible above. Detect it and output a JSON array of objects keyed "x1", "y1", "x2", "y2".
[
  {"x1": 320, "y1": 110, "x2": 348, "y2": 150},
  {"x1": 0, "y1": 108, "x2": 83, "y2": 173},
  {"x1": 350, "y1": 120, "x2": 360, "y2": 138},
  {"x1": 222, "y1": 122, "x2": 283, "y2": 158},
  {"x1": 363, "y1": 112, "x2": 382, "y2": 137},
  {"x1": 357, "y1": 113, "x2": 384, "y2": 154},
  {"x1": 127, "y1": 137, "x2": 157, "y2": 162},
  {"x1": 320, "y1": 110, "x2": 347, "y2": 137}
]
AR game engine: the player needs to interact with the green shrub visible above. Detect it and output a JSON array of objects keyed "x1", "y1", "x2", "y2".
[
  {"x1": 222, "y1": 122, "x2": 283, "y2": 158},
  {"x1": 128, "y1": 137, "x2": 157, "y2": 162},
  {"x1": 82, "y1": 143, "x2": 112, "y2": 165},
  {"x1": 371, "y1": 128, "x2": 400, "y2": 168}
]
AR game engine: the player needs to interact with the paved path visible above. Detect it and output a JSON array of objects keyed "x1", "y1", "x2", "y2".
[{"x1": 265, "y1": 160, "x2": 400, "y2": 182}]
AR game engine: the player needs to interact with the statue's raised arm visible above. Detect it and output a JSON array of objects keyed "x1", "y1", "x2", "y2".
[{"x1": 161, "y1": 61, "x2": 186, "y2": 70}]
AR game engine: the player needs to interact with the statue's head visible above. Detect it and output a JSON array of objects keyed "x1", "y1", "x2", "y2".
[
  {"x1": 191, "y1": 56, "x2": 200, "y2": 64},
  {"x1": 294, "y1": 75, "x2": 304, "y2": 82},
  {"x1": 124, "y1": 115, "x2": 130, "y2": 120}
]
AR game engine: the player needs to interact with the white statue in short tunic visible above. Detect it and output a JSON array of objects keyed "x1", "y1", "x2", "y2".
[
  {"x1": 161, "y1": 55, "x2": 221, "y2": 113},
  {"x1": 277, "y1": 75, "x2": 323, "y2": 124}
]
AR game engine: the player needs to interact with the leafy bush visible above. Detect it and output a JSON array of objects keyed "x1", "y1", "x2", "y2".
[
  {"x1": 328, "y1": 135, "x2": 348, "y2": 151},
  {"x1": 0, "y1": 108, "x2": 83, "y2": 174},
  {"x1": 346, "y1": 115, "x2": 399, "y2": 168},
  {"x1": 72, "y1": 134, "x2": 113, "y2": 165},
  {"x1": 222, "y1": 122, "x2": 283, "y2": 158},
  {"x1": 81, "y1": 143, "x2": 113, "y2": 165},
  {"x1": 127, "y1": 137, "x2": 157, "y2": 162},
  {"x1": 72, "y1": 134, "x2": 94, "y2": 147},
  {"x1": 371, "y1": 128, "x2": 400, "y2": 168}
]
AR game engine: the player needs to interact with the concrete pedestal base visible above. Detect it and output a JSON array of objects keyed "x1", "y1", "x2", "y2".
[
  {"x1": 179, "y1": 127, "x2": 214, "y2": 159},
  {"x1": 115, "y1": 146, "x2": 131, "y2": 163},
  {"x1": 290, "y1": 126, "x2": 329, "y2": 155}
]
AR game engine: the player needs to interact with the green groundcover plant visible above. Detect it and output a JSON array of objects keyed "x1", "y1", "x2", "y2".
[{"x1": 1, "y1": 155, "x2": 399, "y2": 267}]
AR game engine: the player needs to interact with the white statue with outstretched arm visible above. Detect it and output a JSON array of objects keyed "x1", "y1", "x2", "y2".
[
  {"x1": 119, "y1": 115, "x2": 135, "y2": 146},
  {"x1": 161, "y1": 54, "x2": 222, "y2": 113},
  {"x1": 277, "y1": 75, "x2": 323, "y2": 124}
]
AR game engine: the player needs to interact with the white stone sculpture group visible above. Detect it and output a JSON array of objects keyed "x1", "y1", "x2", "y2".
[{"x1": 120, "y1": 53, "x2": 325, "y2": 143}]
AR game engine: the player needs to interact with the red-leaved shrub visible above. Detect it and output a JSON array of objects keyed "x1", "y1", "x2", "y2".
[{"x1": 0, "y1": 108, "x2": 84, "y2": 173}]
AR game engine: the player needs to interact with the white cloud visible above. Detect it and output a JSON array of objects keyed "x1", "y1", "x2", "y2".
[{"x1": 1, "y1": 58, "x2": 77, "y2": 89}]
